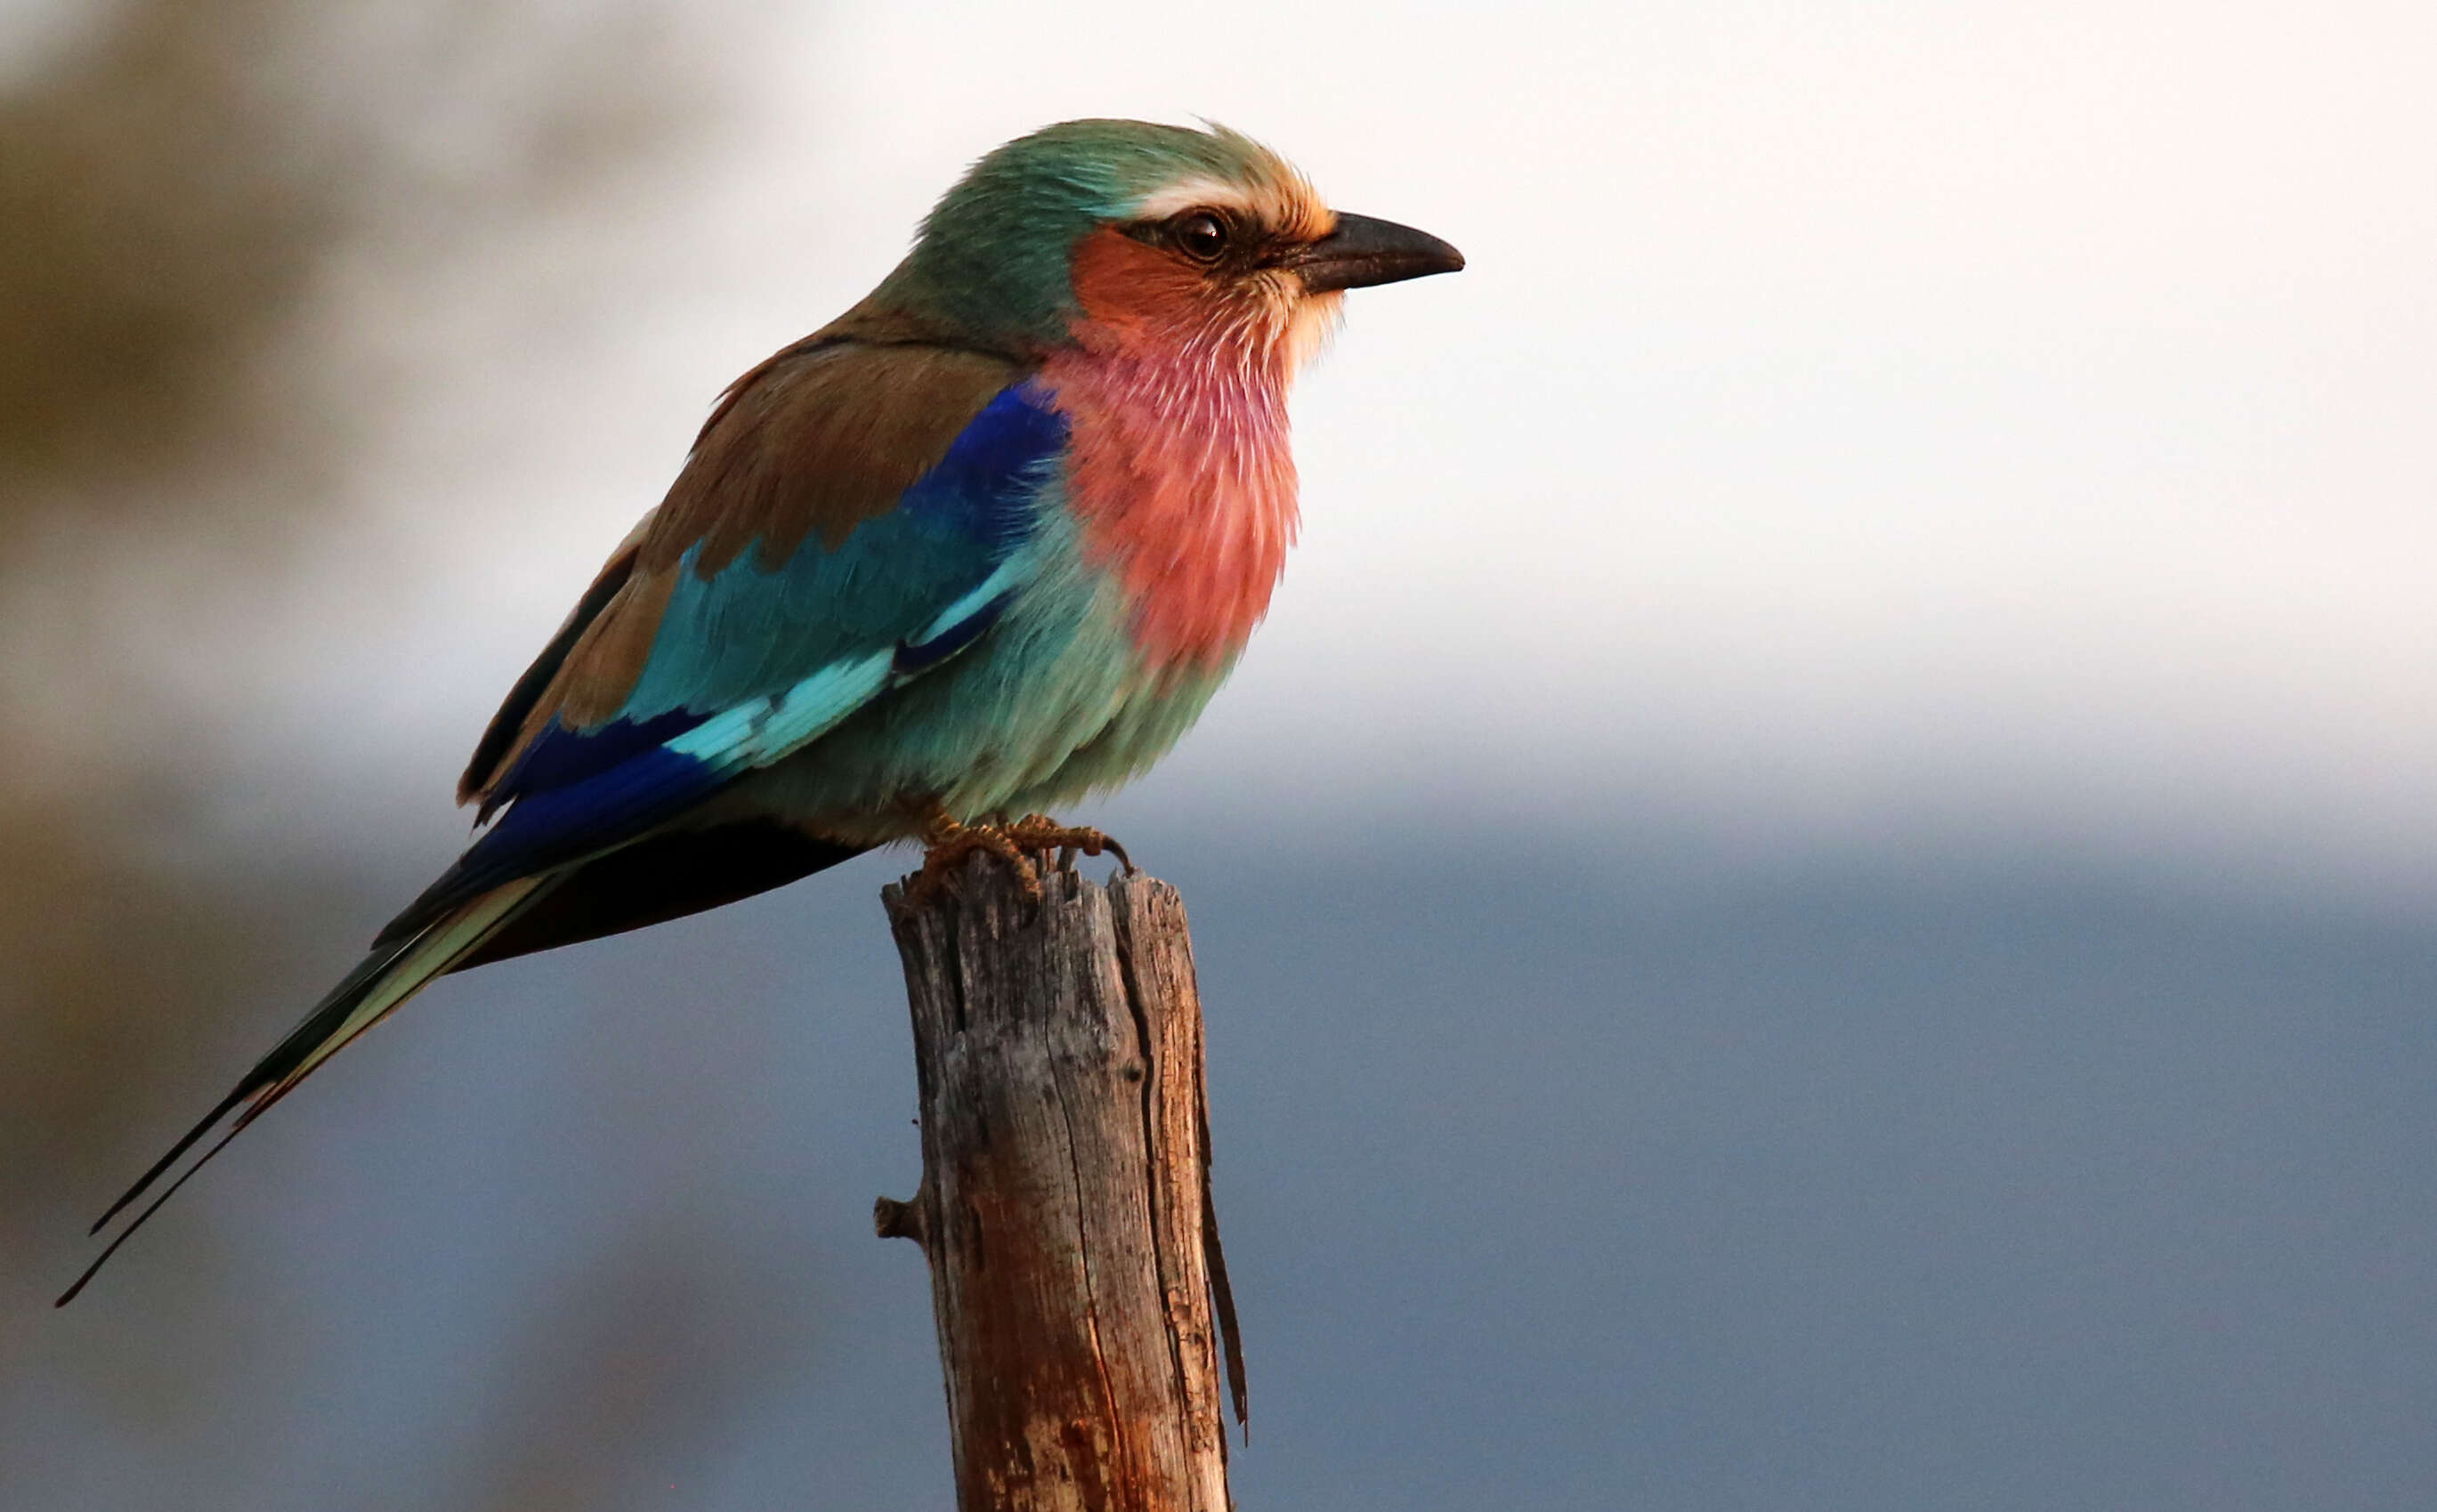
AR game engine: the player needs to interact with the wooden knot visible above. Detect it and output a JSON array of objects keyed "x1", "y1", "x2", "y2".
[{"x1": 873, "y1": 1194, "x2": 927, "y2": 1245}]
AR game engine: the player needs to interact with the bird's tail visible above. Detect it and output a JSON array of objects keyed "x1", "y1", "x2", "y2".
[{"x1": 56, "y1": 874, "x2": 556, "y2": 1306}]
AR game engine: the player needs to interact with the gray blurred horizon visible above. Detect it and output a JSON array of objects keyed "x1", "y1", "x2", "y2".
[{"x1": 6, "y1": 2, "x2": 2434, "y2": 1508}]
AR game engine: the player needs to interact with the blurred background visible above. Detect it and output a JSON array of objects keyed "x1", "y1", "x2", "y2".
[{"x1": 5, "y1": 1, "x2": 2433, "y2": 1507}]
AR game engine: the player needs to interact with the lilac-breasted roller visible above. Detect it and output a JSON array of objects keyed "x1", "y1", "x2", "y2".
[{"x1": 63, "y1": 119, "x2": 1461, "y2": 1302}]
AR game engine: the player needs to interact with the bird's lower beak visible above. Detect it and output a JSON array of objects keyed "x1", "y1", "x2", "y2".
[{"x1": 1286, "y1": 212, "x2": 1465, "y2": 293}]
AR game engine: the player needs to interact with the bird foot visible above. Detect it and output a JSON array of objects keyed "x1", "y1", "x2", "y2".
[
  {"x1": 1001, "y1": 813, "x2": 1134, "y2": 877},
  {"x1": 907, "y1": 816, "x2": 1040, "y2": 906},
  {"x1": 903, "y1": 812, "x2": 1135, "y2": 909}
]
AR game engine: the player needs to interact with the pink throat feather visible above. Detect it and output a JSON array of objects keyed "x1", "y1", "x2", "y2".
[{"x1": 1040, "y1": 287, "x2": 1309, "y2": 671}]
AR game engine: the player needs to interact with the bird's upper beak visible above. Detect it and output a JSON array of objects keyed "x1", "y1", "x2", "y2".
[{"x1": 1284, "y1": 212, "x2": 1465, "y2": 293}]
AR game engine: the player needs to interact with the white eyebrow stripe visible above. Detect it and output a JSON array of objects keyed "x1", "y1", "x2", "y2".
[{"x1": 1129, "y1": 177, "x2": 1258, "y2": 221}]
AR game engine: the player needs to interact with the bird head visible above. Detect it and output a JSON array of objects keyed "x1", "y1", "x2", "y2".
[{"x1": 866, "y1": 119, "x2": 1463, "y2": 371}]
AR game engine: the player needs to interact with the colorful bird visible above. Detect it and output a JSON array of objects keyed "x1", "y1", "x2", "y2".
[{"x1": 62, "y1": 118, "x2": 1461, "y2": 1303}]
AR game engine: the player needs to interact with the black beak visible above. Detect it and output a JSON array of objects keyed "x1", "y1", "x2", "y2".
[{"x1": 1286, "y1": 212, "x2": 1465, "y2": 293}]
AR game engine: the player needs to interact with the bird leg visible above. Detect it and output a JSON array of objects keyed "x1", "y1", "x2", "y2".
[
  {"x1": 906, "y1": 806, "x2": 1040, "y2": 905},
  {"x1": 1001, "y1": 813, "x2": 1135, "y2": 877}
]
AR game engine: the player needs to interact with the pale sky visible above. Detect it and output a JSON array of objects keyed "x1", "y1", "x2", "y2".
[{"x1": 168, "y1": 0, "x2": 2437, "y2": 901}]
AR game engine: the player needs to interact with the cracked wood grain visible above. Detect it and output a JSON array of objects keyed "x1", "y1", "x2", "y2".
[{"x1": 880, "y1": 856, "x2": 1241, "y2": 1512}]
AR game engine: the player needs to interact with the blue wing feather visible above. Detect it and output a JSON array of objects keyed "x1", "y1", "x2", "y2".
[{"x1": 404, "y1": 381, "x2": 1066, "y2": 923}]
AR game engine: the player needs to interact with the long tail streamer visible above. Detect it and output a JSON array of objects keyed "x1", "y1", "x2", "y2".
[{"x1": 57, "y1": 876, "x2": 554, "y2": 1306}]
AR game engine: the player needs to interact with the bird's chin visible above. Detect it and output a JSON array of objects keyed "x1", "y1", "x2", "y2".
[{"x1": 1281, "y1": 287, "x2": 1345, "y2": 379}]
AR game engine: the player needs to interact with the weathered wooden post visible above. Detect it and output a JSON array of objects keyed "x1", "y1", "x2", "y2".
[{"x1": 877, "y1": 856, "x2": 1246, "y2": 1512}]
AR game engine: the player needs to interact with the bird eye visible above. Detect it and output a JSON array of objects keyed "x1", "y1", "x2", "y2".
[{"x1": 1171, "y1": 210, "x2": 1229, "y2": 263}]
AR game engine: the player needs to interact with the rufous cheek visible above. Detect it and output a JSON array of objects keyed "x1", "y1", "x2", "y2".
[{"x1": 1067, "y1": 228, "x2": 1209, "y2": 346}]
